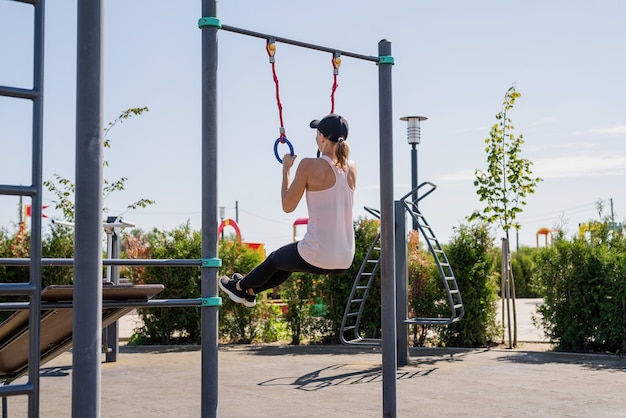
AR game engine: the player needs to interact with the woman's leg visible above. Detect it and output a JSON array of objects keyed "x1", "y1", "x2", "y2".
[{"x1": 239, "y1": 242, "x2": 332, "y2": 294}]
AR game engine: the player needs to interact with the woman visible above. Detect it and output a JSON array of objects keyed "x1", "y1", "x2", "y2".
[{"x1": 219, "y1": 114, "x2": 357, "y2": 307}]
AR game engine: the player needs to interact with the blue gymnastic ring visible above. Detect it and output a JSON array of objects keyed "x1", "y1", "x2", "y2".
[{"x1": 274, "y1": 137, "x2": 294, "y2": 163}]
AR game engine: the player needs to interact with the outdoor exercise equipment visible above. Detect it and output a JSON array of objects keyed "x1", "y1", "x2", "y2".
[
  {"x1": 0, "y1": 2, "x2": 395, "y2": 417},
  {"x1": 292, "y1": 217, "x2": 308, "y2": 242},
  {"x1": 0, "y1": 284, "x2": 164, "y2": 386},
  {"x1": 340, "y1": 182, "x2": 464, "y2": 365},
  {"x1": 330, "y1": 52, "x2": 341, "y2": 114},
  {"x1": 266, "y1": 39, "x2": 294, "y2": 163},
  {"x1": 267, "y1": 39, "x2": 343, "y2": 163},
  {"x1": 218, "y1": 218, "x2": 266, "y2": 256},
  {"x1": 316, "y1": 52, "x2": 343, "y2": 159},
  {"x1": 536, "y1": 227, "x2": 558, "y2": 247}
]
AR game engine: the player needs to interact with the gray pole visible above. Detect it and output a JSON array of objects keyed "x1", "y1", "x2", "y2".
[
  {"x1": 28, "y1": 1, "x2": 46, "y2": 414},
  {"x1": 104, "y1": 218, "x2": 121, "y2": 363},
  {"x1": 72, "y1": 0, "x2": 103, "y2": 416},
  {"x1": 395, "y1": 201, "x2": 409, "y2": 366},
  {"x1": 201, "y1": 1, "x2": 220, "y2": 417},
  {"x1": 378, "y1": 39, "x2": 397, "y2": 418},
  {"x1": 411, "y1": 145, "x2": 418, "y2": 228}
]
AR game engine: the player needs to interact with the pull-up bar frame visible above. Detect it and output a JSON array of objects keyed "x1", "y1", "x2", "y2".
[
  {"x1": 199, "y1": 18, "x2": 382, "y2": 63},
  {"x1": 21, "y1": 1, "x2": 397, "y2": 417},
  {"x1": 200, "y1": 8, "x2": 397, "y2": 417}
]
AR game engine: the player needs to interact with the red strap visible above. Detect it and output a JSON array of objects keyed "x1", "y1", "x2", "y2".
[
  {"x1": 267, "y1": 40, "x2": 286, "y2": 142},
  {"x1": 330, "y1": 53, "x2": 341, "y2": 114}
]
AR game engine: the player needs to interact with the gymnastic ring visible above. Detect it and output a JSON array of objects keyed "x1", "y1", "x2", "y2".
[{"x1": 274, "y1": 137, "x2": 294, "y2": 163}]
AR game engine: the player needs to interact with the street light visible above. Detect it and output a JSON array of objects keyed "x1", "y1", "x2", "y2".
[
  {"x1": 219, "y1": 206, "x2": 226, "y2": 239},
  {"x1": 400, "y1": 115, "x2": 427, "y2": 230}
]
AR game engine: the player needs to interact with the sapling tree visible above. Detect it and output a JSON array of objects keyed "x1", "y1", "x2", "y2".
[
  {"x1": 468, "y1": 85, "x2": 542, "y2": 347},
  {"x1": 44, "y1": 107, "x2": 155, "y2": 222},
  {"x1": 469, "y1": 86, "x2": 541, "y2": 239}
]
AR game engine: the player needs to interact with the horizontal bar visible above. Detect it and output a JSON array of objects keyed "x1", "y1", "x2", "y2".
[
  {"x1": 0, "y1": 298, "x2": 203, "y2": 311},
  {"x1": 0, "y1": 85, "x2": 38, "y2": 100},
  {"x1": 0, "y1": 258, "x2": 203, "y2": 267},
  {"x1": 0, "y1": 184, "x2": 37, "y2": 197},
  {"x1": 220, "y1": 24, "x2": 380, "y2": 63},
  {"x1": 104, "y1": 259, "x2": 202, "y2": 266},
  {"x1": 0, "y1": 382, "x2": 34, "y2": 397},
  {"x1": 0, "y1": 282, "x2": 37, "y2": 296}
]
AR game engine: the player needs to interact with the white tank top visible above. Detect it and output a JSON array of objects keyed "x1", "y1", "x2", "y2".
[{"x1": 297, "y1": 155, "x2": 355, "y2": 269}]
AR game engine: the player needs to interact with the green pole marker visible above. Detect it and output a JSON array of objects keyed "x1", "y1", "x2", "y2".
[
  {"x1": 377, "y1": 55, "x2": 395, "y2": 65},
  {"x1": 198, "y1": 17, "x2": 221, "y2": 29},
  {"x1": 201, "y1": 257, "x2": 222, "y2": 268},
  {"x1": 201, "y1": 296, "x2": 223, "y2": 307}
]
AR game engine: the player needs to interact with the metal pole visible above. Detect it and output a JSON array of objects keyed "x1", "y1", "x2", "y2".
[
  {"x1": 0, "y1": 258, "x2": 205, "y2": 267},
  {"x1": 73, "y1": 0, "x2": 103, "y2": 416},
  {"x1": 201, "y1": 1, "x2": 220, "y2": 417},
  {"x1": 395, "y1": 201, "x2": 409, "y2": 366},
  {"x1": 28, "y1": 1, "x2": 46, "y2": 414},
  {"x1": 411, "y1": 145, "x2": 418, "y2": 229},
  {"x1": 104, "y1": 218, "x2": 121, "y2": 362},
  {"x1": 378, "y1": 39, "x2": 397, "y2": 418}
]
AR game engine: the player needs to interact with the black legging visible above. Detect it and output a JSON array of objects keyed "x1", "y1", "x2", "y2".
[{"x1": 239, "y1": 242, "x2": 345, "y2": 294}]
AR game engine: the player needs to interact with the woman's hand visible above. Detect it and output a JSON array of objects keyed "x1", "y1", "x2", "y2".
[{"x1": 282, "y1": 154, "x2": 297, "y2": 172}]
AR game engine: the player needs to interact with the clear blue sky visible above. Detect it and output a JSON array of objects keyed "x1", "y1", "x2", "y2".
[{"x1": 1, "y1": 0, "x2": 625, "y2": 252}]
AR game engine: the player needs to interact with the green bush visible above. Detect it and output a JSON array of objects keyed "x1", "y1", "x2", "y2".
[
  {"x1": 41, "y1": 225, "x2": 74, "y2": 287},
  {"x1": 133, "y1": 224, "x2": 203, "y2": 344},
  {"x1": 438, "y1": 223, "x2": 500, "y2": 347},
  {"x1": 534, "y1": 236, "x2": 626, "y2": 353},
  {"x1": 0, "y1": 227, "x2": 30, "y2": 285},
  {"x1": 0, "y1": 227, "x2": 29, "y2": 323},
  {"x1": 218, "y1": 294, "x2": 285, "y2": 344},
  {"x1": 280, "y1": 272, "x2": 331, "y2": 345},
  {"x1": 406, "y1": 231, "x2": 447, "y2": 347},
  {"x1": 216, "y1": 238, "x2": 278, "y2": 343},
  {"x1": 0, "y1": 223, "x2": 79, "y2": 288},
  {"x1": 509, "y1": 246, "x2": 542, "y2": 298},
  {"x1": 129, "y1": 225, "x2": 285, "y2": 345},
  {"x1": 0, "y1": 225, "x2": 75, "y2": 322}
]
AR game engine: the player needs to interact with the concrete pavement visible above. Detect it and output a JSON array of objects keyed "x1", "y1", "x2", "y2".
[
  {"x1": 7, "y1": 299, "x2": 626, "y2": 417},
  {"x1": 8, "y1": 343, "x2": 626, "y2": 417}
]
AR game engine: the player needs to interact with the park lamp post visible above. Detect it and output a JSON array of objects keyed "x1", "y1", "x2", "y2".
[
  {"x1": 219, "y1": 206, "x2": 226, "y2": 239},
  {"x1": 400, "y1": 115, "x2": 427, "y2": 230}
]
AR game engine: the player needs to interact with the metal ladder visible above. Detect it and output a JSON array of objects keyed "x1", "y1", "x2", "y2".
[
  {"x1": 339, "y1": 207, "x2": 382, "y2": 345},
  {"x1": 399, "y1": 184, "x2": 464, "y2": 326},
  {"x1": 0, "y1": 0, "x2": 46, "y2": 416},
  {"x1": 339, "y1": 183, "x2": 464, "y2": 346}
]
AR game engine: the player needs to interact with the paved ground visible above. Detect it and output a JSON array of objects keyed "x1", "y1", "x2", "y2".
[{"x1": 6, "y1": 299, "x2": 626, "y2": 417}]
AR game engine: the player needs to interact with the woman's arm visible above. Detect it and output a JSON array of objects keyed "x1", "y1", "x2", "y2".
[
  {"x1": 347, "y1": 160, "x2": 357, "y2": 191},
  {"x1": 281, "y1": 154, "x2": 308, "y2": 213}
]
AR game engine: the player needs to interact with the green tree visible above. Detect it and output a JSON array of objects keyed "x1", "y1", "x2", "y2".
[
  {"x1": 469, "y1": 86, "x2": 542, "y2": 237},
  {"x1": 469, "y1": 86, "x2": 542, "y2": 236},
  {"x1": 44, "y1": 107, "x2": 154, "y2": 222},
  {"x1": 469, "y1": 85, "x2": 542, "y2": 347}
]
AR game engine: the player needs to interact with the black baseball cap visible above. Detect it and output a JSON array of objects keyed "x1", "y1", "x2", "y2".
[{"x1": 310, "y1": 114, "x2": 349, "y2": 142}]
